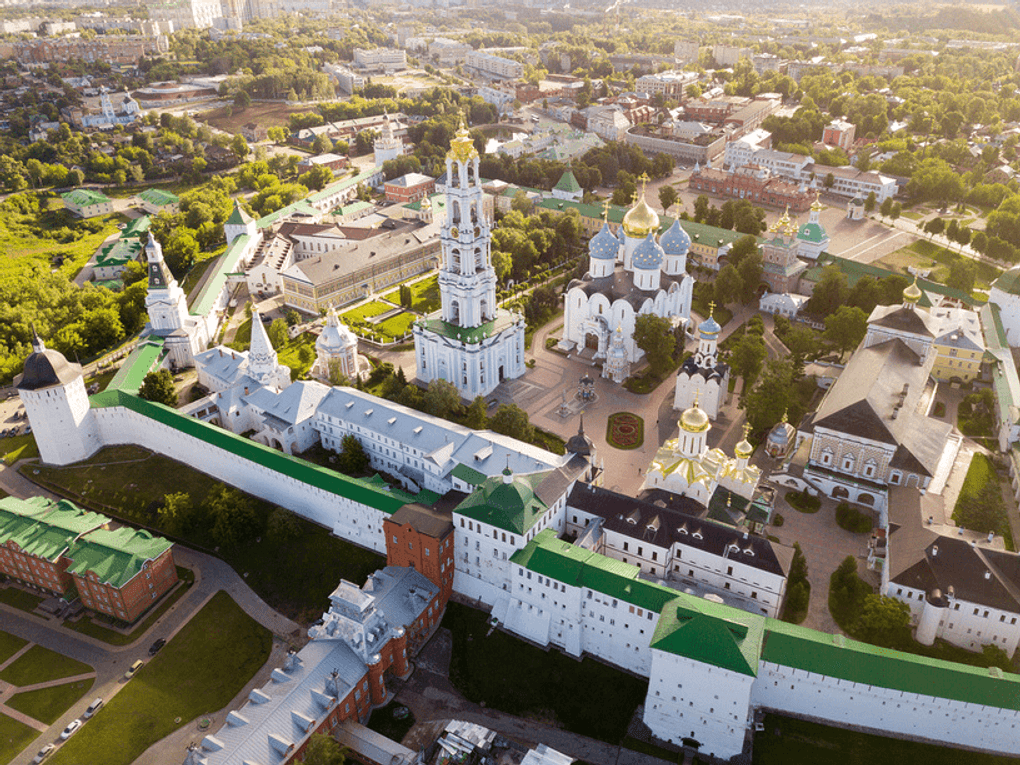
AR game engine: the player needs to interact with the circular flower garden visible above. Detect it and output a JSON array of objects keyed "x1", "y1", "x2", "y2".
[{"x1": 606, "y1": 412, "x2": 644, "y2": 450}]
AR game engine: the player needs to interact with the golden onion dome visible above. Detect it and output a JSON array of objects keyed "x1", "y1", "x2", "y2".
[
  {"x1": 622, "y1": 192, "x2": 660, "y2": 239},
  {"x1": 680, "y1": 402, "x2": 710, "y2": 433},
  {"x1": 447, "y1": 122, "x2": 478, "y2": 163},
  {"x1": 734, "y1": 424, "x2": 753, "y2": 459},
  {"x1": 811, "y1": 195, "x2": 824, "y2": 213},
  {"x1": 903, "y1": 277, "x2": 923, "y2": 304}
]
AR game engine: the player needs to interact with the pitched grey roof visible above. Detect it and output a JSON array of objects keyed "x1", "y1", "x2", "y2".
[
  {"x1": 246, "y1": 381, "x2": 331, "y2": 428},
  {"x1": 868, "y1": 304, "x2": 941, "y2": 338},
  {"x1": 812, "y1": 339, "x2": 951, "y2": 477}
]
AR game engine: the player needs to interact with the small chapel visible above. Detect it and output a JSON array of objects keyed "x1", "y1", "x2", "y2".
[{"x1": 673, "y1": 303, "x2": 729, "y2": 419}]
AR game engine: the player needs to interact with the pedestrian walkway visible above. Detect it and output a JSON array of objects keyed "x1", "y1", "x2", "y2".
[{"x1": 0, "y1": 643, "x2": 96, "y2": 734}]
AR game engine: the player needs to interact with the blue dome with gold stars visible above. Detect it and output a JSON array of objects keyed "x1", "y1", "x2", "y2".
[
  {"x1": 589, "y1": 221, "x2": 620, "y2": 260},
  {"x1": 659, "y1": 218, "x2": 691, "y2": 255},
  {"x1": 632, "y1": 233, "x2": 664, "y2": 270}
]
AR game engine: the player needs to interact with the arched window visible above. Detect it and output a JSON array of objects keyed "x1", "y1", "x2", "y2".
[
  {"x1": 820, "y1": 447, "x2": 834, "y2": 466},
  {"x1": 841, "y1": 453, "x2": 855, "y2": 472}
]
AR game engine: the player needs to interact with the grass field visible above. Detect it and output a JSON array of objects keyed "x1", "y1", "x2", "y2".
[
  {"x1": 376, "y1": 311, "x2": 417, "y2": 340},
  {"x1": 0, "y1": 713, "x2": 38, "y2": 765},
  {"x1": 0, "y1": 630, "x2": 28, "y2": 665},
  {"x1": 28, "y1": 445, "x2": 384, "y2": 622},
  {"x1": 753, "y1": 712, "x2": 1015, "y2": 765},
  {"x1": 200, "y1": 102, "x2": 316, "y2": 134},
  {"x1": 7, "y1": 677, "x2": 95, "y2": 725},
  {"x1": 64, "y1": 567, "x2": 194, "y2": 646},
  {"x1": 0, "y1": 586, "x2": 44, "y2": 613},
  {"x1": 48, "y1": 592, "x2": 272, "y2": 765},
  {"x1": 0, "y1": 646, "x2": 92, "y2": 687},
  {"x1": 341, "y1": 300, "x2": 392, "y2": 324},
  {"x1": 276, "y1": 331, "x2": 318, "y2": 380},
  {"x1": 876, "y1": 240, "x2": 1003, "y2": 293},
  {"x1": 2, "y1": 433, "x2": 39, "y2": 466},
  {"x1": 382, "y1": 274, "x2": 440, "y2": 314}
]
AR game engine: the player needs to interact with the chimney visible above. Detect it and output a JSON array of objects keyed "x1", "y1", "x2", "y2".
[
  {"x1": 985, "y1": 570, "x2": 992, "y2": 580},
  {"x1": 931, "y1": 545, "x2": 938, "y2": 556}
]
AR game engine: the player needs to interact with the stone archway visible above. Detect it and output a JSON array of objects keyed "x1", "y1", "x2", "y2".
[
  {"x1": 832, "y1": 486, "x2": 850, "y2": 500},
  {"x1": 858, "y1": 493, "x2": 875, "y2": 507}
]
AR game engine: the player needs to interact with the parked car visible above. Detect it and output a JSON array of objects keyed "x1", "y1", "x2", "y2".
[
  {"x1": 124, "y1": 659, "x2": 143, "y2": 679},
  {"x1": 31, "y1": 744, "x2": 55, "y2": 763},
  {"x1": 83, "y1": 698, "x2": 103, "y2": 719},
  {"x1": 59, "y1": 719, "x2": 81, "y2": 740},
  {"x1": 148, "y1": 638, "x2": 166, "y2": 656}
]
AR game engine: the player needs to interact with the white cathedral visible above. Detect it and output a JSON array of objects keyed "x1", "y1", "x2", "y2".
[
  {"x1": 673, "y1": 304, "x2": 729, "y2": 419},
  {"x1": 413, "y1": 124, "x2": 526, "y2": 399},
  {"x1": 560, "y1": 183, "x2": 694, "y2": 381}
]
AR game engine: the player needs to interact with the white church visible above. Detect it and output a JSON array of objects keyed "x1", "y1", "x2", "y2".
[
  {"x1": 413, "y1": 124, "x2": 526, "y2": 399},
  {"x1": 673, "y1": 305, "x2": 729, "y2": 419},
  {"x1": 560, "y1": 184, "x2": 694, "y2": 381}
]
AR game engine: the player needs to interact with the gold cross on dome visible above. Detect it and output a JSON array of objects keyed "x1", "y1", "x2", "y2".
[
  {"x1": 602, "y1": 198, "x2": 611, "y2": 220},
  {"x1": 708, "y1": 300, "x2": 716, "y2": 317},
  {"x1": 638, "y1": 172, "x2": 650, "y2": 190},
  {"x1": 742, "y1": 423, "x2": 752, "y2": 439}
]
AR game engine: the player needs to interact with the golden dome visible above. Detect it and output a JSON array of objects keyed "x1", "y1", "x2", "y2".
[
  {"x1": 769, "y1": 205, "x2": 792, "y2": 235},
  {"x1": 903, "y1": 276, "x2": 923, "y2": 304},
  {"x1": 734, "y1": 424, "x2": 753, "y2": 459},
  {"x1": 811, "y1": 193, "x2": 824, "y2": 213},
  {"x1": 447, "y1": 122, "x2": 478, "y2": 163},
  {"x1": 622, "y1": 181, "x2": 659, "y2": 238},
  {"x1": 680, "y1": 402, "x2": 710, "y2": 433}
]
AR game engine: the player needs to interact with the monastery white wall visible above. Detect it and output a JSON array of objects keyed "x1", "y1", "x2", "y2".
[
  {"x1": 581, "y1": 586, "x2": 657, "y2": 675},
  {"x1": 645, "y1": 650, "x2": 754, "y2": 760},
  {"x1": 91, "y1": 406, "x2": 388, "y2": 554},
  {"x1": 750, "y1": 661, "x2": 1020, "y2": 756},
  {"x1": 20, "y1": 382, "x2": 100, "y2": 466}
]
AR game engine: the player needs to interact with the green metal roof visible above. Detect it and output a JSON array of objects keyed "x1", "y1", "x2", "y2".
[
  {"x1": 450, "y1": 463, "x2": 486, "y2": 486},
  {"x1": 803, "y1": 254, "x2": 980, "y2": 307},
  {"x1": 95, "y1": 238, "x2": 142, "y2": 268},
  {"x1": 797, "y1": 221, "x2": 827, "y2": 244},
  {"x1": 0, "y1": 496, "x2": 107, "y2": 563},
  {"x1": 189, "y1": 236, "x2": 250, "y2": 318},
  {"x1": 65, "y1": 526, "x2": 173, "y2": 588},
  {"x1": 307, "y1": 166, "x2": 383, "y2": 205},
  {"x1": 651, "y1": 596, "x2": 765, "y2": 676},
  {"x1": 88, "y1": 390, "x2": 419, "y2": 514},
  {"x1": 417, "y1": 309, "x2": 522, "y2": 345},
  {"x1": 553, "y1": 169, "x2": 581, "y2": 193},
  {"x1": 762, "y1": 619, "x2": 1020, "y2": 710},
  {"x1": 121, "y1": 215, "x2": 152, "y2": 238},
  {"x1": 138, "y1": 189, "x2": 179, "y2": 207},
  {"x1": 332, "y1": 200, "x2": 375, "y2": 217},
  {"x1": 992, "y1": 267, "x2": 1020, "y2": 297},
  {"x1": 256, "y1": 201, "x2": 318, "y2": 229},
  {"x1": 62, "y1": 189, "x2": 111, "y2": 207},
  {"x1": 456, "y1": 473, "x2": 548, "y2": 534},
  {"x1": 226, "y1": 200, "x2": 253, "y2": 226},
  {"x1": 106, "y1": 338, "x2": 166, "y2": 395}
]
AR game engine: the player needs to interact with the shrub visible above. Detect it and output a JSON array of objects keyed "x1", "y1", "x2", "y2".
[
  {"x1": 772, "y1": 513, "x2": 785, "y2": 527},
  {"x1": 785, "y1": 490, "x2": 820, "y2": 513},
  {"x1": 836, "y1": 502, "x2": 874, "y2": 533}
]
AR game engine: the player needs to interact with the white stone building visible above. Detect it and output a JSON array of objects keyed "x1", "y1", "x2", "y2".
[
  {"x1": 312, "y1": 307, "x2": 359, "y2": 383},
  {"x1": 413, "y1": 125, "x2": 526, "y2": 399},
  {"x1": 560, "y1": 192, "x2": 693, "y2": 379},
  {"x1": 989, "y1": 266, "x2": 1020, "y2": 346},
  {"x1": 674, "y1": 310, "x2": 729, "y2": 419}
]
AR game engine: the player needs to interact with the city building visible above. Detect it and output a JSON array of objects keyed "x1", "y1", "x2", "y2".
[
  {"x1": 384, "y1": 172, "x2": 436, "y2": 204},
  {"x1": 413, "y1": 125, "x2": 526, "y2": 399},
  {"x1": 353, "y1": 48, "x2": 407, "y2": 72},
  {"x1": 822, "y1": 119, "x2": 856, "y2": 151},
  {"x1": 311, "y1": 307, "x2": 359, "y2": 384},
  {"x1": 137, "y1": 188, "x2": 180, "y2": 215},
  {"x1": 62, "y1": 189, "x2": 113, "y2": 218},
  {"x1": 712, "y1": 45, "x2": 750, "y2": 67},
  {"x1": 93, "y1": 216, "x2": 150, "y2": 282},
  {"x1": 759, "y1": 210, "x2": 810, "y2": 294},
  {"x1": 560, "y1": 190, "x2": 694, "y2": 378},
  {"x1": 688, "y1": 165, "x2": 813, "y2": 212},
  {"x1": 297, "y1": 153, "x2": 349, "y2": 176},
  {"x1": 464, "y1": 50, "x2": 524, "y2": 79},
  {"x1": 0, "y1": 495, "x2": 177, "y2": 623},
  {"x1": 635, "y1": 70, "x2": 697, "y2": 98},
  {"x1": 148, "y1": 0, "x2": 223, "y2": 29}
]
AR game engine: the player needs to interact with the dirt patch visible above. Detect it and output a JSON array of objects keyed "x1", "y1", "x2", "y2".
[{"x1": 200, "y1": 102, "x2": 316, "y2": 134}]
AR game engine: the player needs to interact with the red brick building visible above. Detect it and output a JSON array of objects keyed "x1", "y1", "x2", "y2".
[
  {"x1": 0, "y1": 496, "x2": 177, "y2": 623},
  {"x1": 689, "y1": 165, "x2": 813, "y2": 212},
  {"x1": 384, "y1": 172, "x2": 435, "y2": 204},
  {"x1": 384, "y1": 504, "x2": 455, "y2": 607}
]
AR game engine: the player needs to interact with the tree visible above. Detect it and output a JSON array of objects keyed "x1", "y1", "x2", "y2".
[
  {"x1": 207, "y1": 486, "x2": 259, "y2": 548},
  {"x1": 299, "y1": 165, "x2": 334, "y2": 191},
  {"x1": 948, "y1": 259, "x2": 977, "y2": 293},
  {"x1": 490, "y1": 403, "x2": 535, "y2": 442},
  {"x1": 633, "y1": 314, "x2": 675, "y2": 374},
  {"x1": 804, "y1": 267, "x2": 848, "y2": 319},
  {"x1": 729, "y1": 332, "x2": 766, "y2": 382},
  {"x1": 337, "y1": 434, "x2": 369, "y2": 475},
  {"x1": 311, "y1": 134, "x2": 333, "y2": 155},
  {"x1": 266, "y1": 506, "x2": 299, "y2": 542},
  {"x1": 924, "y1": 217, "x2": 945, "y2": 238},
  {"x1": 727, "y1": 235, "x2": 759, "y2": 267},
  {"x1": 464, "y1": 396, "x2": 488, "y2": 429},
  {"x1": 231, "y1": 134, "x2": 250, "y2": 160},
  {"x1": 823, "y1": 172, "x2": 835, "y2": 189},
  {"x1": 286, "y1": 309, "x2": 302, "y2": 327},
  {"x1": 889, "y1": 202, "x2": 901, "y2": 223},
  {"x1": 162, "y1": 230, "x2": 199, "y2": 277},
  {"x1": 658, "y1": 184, "x2": 678, "y2": 214},
  {"x1": 425, "y1": 379, "x2": 461, "y2": 420},
  {"x1": 234, "y1": 89, "x2": 251, "y2": 110},
  {"x1": 138, "y1": 369, "x2": 177, "y2": 407},
  {"x1": 864, "y1": 191, "x2": 876, "y2": 215},
  {"x1": 714, "y1": 264, "x2": 742, "y2": 306},
  {"x1": 302, "y1": 734, "x2": 347, "y2": 765},
  {"x1": 399, "y1": 284, "x2": 413, "y2": 309},
  {"x1": 823, "y1": 305, "x2": 868, "y2": 358},
  {"x1": 736, "y1": 253, "x2": 764, "y2": 303},
  {"x1": 267, "y1": 126, "x2": 288, "y2": 144},
  {"x1": 855, "y1": 594, "x2": 910, "y2": 647},
  {"x1": 743, "y1": 358, "x2": 795, "y2": 433},
  {"x1": 268, "y1": 318, "x2": 288, "y2": 349},
  {"x1": 158, "y1": 492, "x2": 193, "y2": 536},
  {"x1": 879, "y1": 197, "x2": 892, "y2": 218}
]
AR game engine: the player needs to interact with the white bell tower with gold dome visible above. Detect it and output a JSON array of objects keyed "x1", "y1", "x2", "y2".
[{"x1": 413, "y1": 123, "x2": 526, "y2": 399}]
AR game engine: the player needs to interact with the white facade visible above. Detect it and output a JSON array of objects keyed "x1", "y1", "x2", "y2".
[
  {"x1": 990, "y1": 268, "x2": 1020, "y2": 346},
  {"x1": 465, "y1": 50, "x2": 524, "y2": 79},
  {"x1": 674, "y1": 312, "x2": 728, "y2": 419},
  {"x1": 414, "y1": 126, "x2": 526, "y2": 399},
  {"x1": 144, "y1": 233, "x2": 208, "y2": 368},
  {"x1": 353, "y1": 48, "x2": 407, "y2": 72}
]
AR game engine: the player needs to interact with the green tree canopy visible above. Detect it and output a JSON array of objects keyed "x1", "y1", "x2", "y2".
[
  {"x1": 823, "y1": 305, "x2": 868, "y2": 358},
  {"x1": 490, "y1": 403, "x2": 535, "y2": 442},
  {"x1": 139, "y1": 368, "x2": 177, "y2": 407},
  {"x1": 633, "y1": 314, "x2": 676, "y2": 374}
]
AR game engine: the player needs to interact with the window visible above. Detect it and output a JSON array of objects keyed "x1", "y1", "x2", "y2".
[
  {"x1": 820, "y1": 447, "x2": 833, "y2": 466},
  {"x1": 841, "y1": 453, "x2": 856, "y2": 472}
]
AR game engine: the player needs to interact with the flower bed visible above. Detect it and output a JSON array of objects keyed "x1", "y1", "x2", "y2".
[{"x1": 606, "y1": 412, "x2": 644, "y2": 450}]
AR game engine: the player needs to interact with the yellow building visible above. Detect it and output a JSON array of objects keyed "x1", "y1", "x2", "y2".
[{"x1": 931, "y1": 306, "x2": 984, "y2": 382}]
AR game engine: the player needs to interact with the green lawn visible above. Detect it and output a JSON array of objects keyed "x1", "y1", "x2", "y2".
[
  {"x1": 1, "y1": 433, "x2": 39, "y2": 466},
  {"x1": 276, "y1": 331, "x2": 318, "y2": 380},
  {"x1": 7, "y1": 677, "x2": 95, "y2": 725},
  {"x1": 48, "y1": 592, "x2": 272, "y2": 765},
  {"x1": 64, "y1": 567, "x2": 194, "y2": 646},
  {"x1": 753, "y1": 712, "x2": 1015, "y2": 765},
  {"x1": 0, "y1": 646, "x2": 92, "y2": 686},
  {"x1": 28, "y1": 445, "x2": 384, "y2": 623},
  {"x1": 952, "y1": 453, "x2": 1012, "y2": 548},
  {"x1": 0, "y1": 630, "x2": 28, "y2": 665},
  {"x1": 0, "y1": 713, "x2": 38, "y2": 765},
  {"x1": 0, "y1": 586, "x2": 44, "y2": 613},
  {"x1": 341, "y1": 300, "x2": 392, "y2": 324},
  {"x1": 376, "y1": 311, "x2": 417, "y2": 340},
  {"x1": 444, "y1": 603, "x2": 647, "y2": 744},
  {"x1": 383, "y1": 274, "x2": 440, "y2": 313},
  {"x1": 180, "y1": 255, "x2": 219, "y2": 297}
]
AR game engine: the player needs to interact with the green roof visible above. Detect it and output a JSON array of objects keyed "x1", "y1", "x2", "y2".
[
  {"x1": 0, "y1": 496, "x2": 107, "y2": 563},
  {"x1": 651, "y1": 596, "x2": 765, "y2": 676},
  {"x1": 762, "y1": 619, "x2": 1020, "y2": 710},
  {"x1": 307, "y1": 166, "x2": 383, "y2": 205},
  {"x1": 122, "y1": 215, "x2": 152, "y2": 239},
  {"x1": 138, "y1": 189, "x2": 179, "y2": 207},
  {"x1": 553, "y1": 169, "x2": 581, "y2": 193},
  {"x1": 403, "y1": 194, "x2": 445, "y2": 212},
  {"x1": 95, "y1": 238, "x2": 142, "y2": 268},
  {"x1": 189, "y1": 235, "x2": 251, "y2": 317},
  {"x1": 417, "y1": 309, "x2": 521, "y2": 345},
  {"x1": 797, "y1": 221, "x2": 827, "y2": 244},
  {"x1": 450, "y1": 463, "x2": 486, "y2": 486},
  {"x1": 256, "y1": 201, "x2": 318, "y2": 229},
  {"x1": 802, "y1": 255, "x2": 980, "y2": 307},
  {"x1": 88, "y1": 390, "x2": 419, "y2": 514},
  {"x1": 106, "y1": 338, "x2": 166, "y2": 395},
  {"x1": 456, "y1": 473, "x2": 548, "y2": 534},
  {"x1": 332, "y1": 200, "x2": 375, "y2": 217},
  {"x1": 62, "y1": 189, "x2": 110, "y2": 207},
  {"x1": 226, "y1": 200, "x2": 253, "y2": 226},
  {"x1": 993, "y1": 267, "x2": 1020, "y2": 297},
  {"x1": 65, "y1": 526, "x2": 173, "y2": 588}
]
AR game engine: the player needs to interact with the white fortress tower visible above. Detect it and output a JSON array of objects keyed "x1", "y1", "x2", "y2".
[
  {"x1": 916, "y1": 588, "x2": 950, "y2": 646},
  {"x1": 413, "y1": 123, "x2": 526, "y2": 398},
  {"x1": 224, "y1": 199, "x2": 257, "y2": 245},
  {"x1": 15, "y1": 333, "x2": 99, "y2": 466}
]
